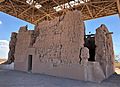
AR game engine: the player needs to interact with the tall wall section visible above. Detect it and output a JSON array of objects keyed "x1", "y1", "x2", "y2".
[
  {"x1": 95, "y1": 24, "x2": 115, "y2": 77},
  {"x1": 4, "y1": 32, "x2": 17, "y2": 64},
  {"x1": 33, "y1": 10, "x2": 85, "y2": 65},
  {"x1": 31, "y1": 11, "x2": 105, "y2": 82},
  {"x1": 14, "y1": 26, "x2": 35, "y2": 71}
]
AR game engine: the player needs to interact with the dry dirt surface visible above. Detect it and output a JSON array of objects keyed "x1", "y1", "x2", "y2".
[
  {"x1": 0, "y1": 59, "x2": 6, "y2": 64},
  {"x1": 0, "y1": 70, "x2": 120, "y2": 87},
  {"x1": 115, "y1": 68, "x2": 120, "y2": 74}
]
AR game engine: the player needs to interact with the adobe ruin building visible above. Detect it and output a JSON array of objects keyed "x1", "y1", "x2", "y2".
[{"x1": 8, "y1": 10, "x2": 115, "y2": 82}]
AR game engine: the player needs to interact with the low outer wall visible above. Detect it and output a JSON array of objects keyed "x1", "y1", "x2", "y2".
[{"x1": 32, "y1": 55, "x2": 105, "y2": 82}]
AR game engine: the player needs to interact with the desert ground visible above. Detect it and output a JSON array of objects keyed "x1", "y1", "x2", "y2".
[
  {"x1": 0, "y1": 62, "x2": 120, "y2": 87},
  {"x1": 0, "y1": 66, "x2": 120, "y2": 87},
  {"x1": 115, "y1": 62, "x2": 120, "y2": 74},
  {"x1": 0, "y1": 59, "x2": 6, "y2": 64},
  {"x1": 115, "y1": 68, "x2": 120, "y2": 74}
]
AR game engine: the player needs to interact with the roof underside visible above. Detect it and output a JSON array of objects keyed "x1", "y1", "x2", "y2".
[{"x1": 0, "y1": 0, "x2": 120, "y2": 25}]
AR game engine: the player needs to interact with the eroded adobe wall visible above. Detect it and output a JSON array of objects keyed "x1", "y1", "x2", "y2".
[
  {"x1": 33, "y1": 11, "x2": 85, "y2": 67},
  {"x1": 14, "y1": 26, "x2": 35, "y2": 71},
  {"x1": 4, "y1": 32, "x2": 17, "y2": 64},
  {"x1": 31, "y1": 11, "x2": 105, "y2": 82},
  {"x1": 95, "y1": 24, "x2": 115, "y2": 77},
  {"x1": 13, "y1": 11, "x2": 114, "y2": 82},
  {"x1": 32, "y1": 11, "x2": 87, "y2": 80}
]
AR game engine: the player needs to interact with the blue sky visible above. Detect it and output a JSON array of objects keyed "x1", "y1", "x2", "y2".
[
  {"x1": 0, "y1": 12, "x2": 34, "y2": 58},
  {"x1": 0, "y1": 12, "x2": 120, "y2": 58},
  {"x1": 0, "y1": 12, "x2": 34, "y2": 41}
]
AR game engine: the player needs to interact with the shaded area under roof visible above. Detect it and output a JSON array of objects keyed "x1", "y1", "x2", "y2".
[{"x1": 0, "y1": 0, "x2": 120, "y2": 24}]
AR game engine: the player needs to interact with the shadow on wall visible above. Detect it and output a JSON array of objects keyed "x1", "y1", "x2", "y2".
[{"x1": 84, "y1": 34, "x2": 96, "y2": 61}]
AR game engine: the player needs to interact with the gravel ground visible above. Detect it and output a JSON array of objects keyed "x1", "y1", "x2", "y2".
[{"x1": 0, "y1": 69, "x2": 120, "y2": 87}]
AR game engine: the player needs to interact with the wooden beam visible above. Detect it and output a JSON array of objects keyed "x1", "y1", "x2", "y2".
[
  {"x1": 18, "y1": 6, "x2": 33, "y2": 16},
  {"x1": 39, "y1": 0, "x2": 49, "y2": 4},
  {"x1": 94, "y1": 2, "x2": 115, "y2": 18},
  {"x1": 31, "y1": 6, "x2": 34, "y2": 22},
  {"x1": 31, "y1": 0, "x2": 35, "y2": 22},
  {"x1": 34, "y1": 15, "x2": 46, "y2": 23},
  {"x1": 15, "y1": 0, "x2": 49, "y2": 5},
  {"x1": 116, "y1": 0, "x2": 120, "y2": 16},
  {"x1": 85, "y1": 4, "x2": 93, "y2": 18},
  {"x1": 38, "y1": 3, "x2": 56, "y2": 19},
  {"x1": 52, "y1": 0, "x2": 64, "y2": 10},
  {"x1": 89, "y1": 4, "x2": 102, "y2": 10},
  {"x1": 80, "y1": 5, "x2": 85, "y2": 12},
  {"x1": 65, "y1": 0, "x2": 73, "y2": 11},
  {"x1": 17, "y1": 0, "x2": 54, "y2": 21},
  {"x1": 0, "y1": 0, "x2": 118, "y2": 24},
  {"x1": 9, "y1": 0, "x2": 17, "y2": 16},
  {"x1": 86, "y1": 0, "x2": 115, "y2": 4},
  {"x1": 14, "y1": 0, "x2": 27, "y2": 5},
  {"x1": 37, "y1": 8, "x2": 53, "y2": 19}
]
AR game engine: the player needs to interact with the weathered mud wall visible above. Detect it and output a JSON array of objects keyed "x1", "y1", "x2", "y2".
[
  {"x1": 13, "y1": 11, "x2": 114, "y2": 82},
  {"x1": 95, "y1": 24, "x2": 115, "y2": 77},
  {"x1": 14, "y1": 26, "x2": 35, "y2": 71},
  {"x1": 31, "y1": 11, "x2": 105, "y2": 82},
  {"x1": 5, "y1": 32, "x2": 17, "y2": 64},
  {"x1": 33, "y1": 11, "x2": 85, "y2": 65}
]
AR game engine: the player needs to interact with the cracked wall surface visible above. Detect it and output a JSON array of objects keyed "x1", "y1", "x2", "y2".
[
  {"x1": 95, "y1": 24, "x2": 115, "y2": 78},
  {"x1": 5, "y1": 32, "x2": 17, "y2": 64},
  {"x1": 14, "y1": 26, "x2": 35, "y2": 71},
  {"x1": 33, "y1": 11, "x2": 85, "y2": 65},
  {"x1": 13, "y1": 10, "x2": 115, "y2": 82}
]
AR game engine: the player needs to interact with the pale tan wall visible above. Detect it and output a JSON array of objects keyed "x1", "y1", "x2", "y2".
[
  {"x1": 14, "y1": 11, "x2": 113, "y2": 82},
  {"x1": 95, "y1": 24, "x2": 115, "y2": 78},
  {"x1": 32, "y1": 10, "x2": 86, "y2": 80},
  {"x1": 33, "y1": 11, "x2": 85, "y2": 65},
  {"x1": 31, "y1": 11, "x2": 105, "y2": 82},
  {"x1": 87, "y1": 62, "x2": 105, "y2": 82},
  {"x1": 32, "y1": 60, "x2": 86, "y2": 81},
  {"x1": 32, "y1": 54, "x2": 105, "y2": 82},
  {"x1": 14, "y1": 27, "x2": 34, "y2": 72}
]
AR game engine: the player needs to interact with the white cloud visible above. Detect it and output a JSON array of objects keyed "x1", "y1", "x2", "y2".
[
  {"x1": 0, "y1": 40, "x2": 9, "y2": 59},
  {"x1": 0, "y1": 21, "x2": 2, "y2": 24}
]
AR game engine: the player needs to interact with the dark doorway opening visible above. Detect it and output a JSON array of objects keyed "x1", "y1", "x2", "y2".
[
  {"x1": 28, "y1": 55, "x2": 32, "y2": 71},
  {"x1": 84, "y1": 35, "x2": 96, "y2": 61}
]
